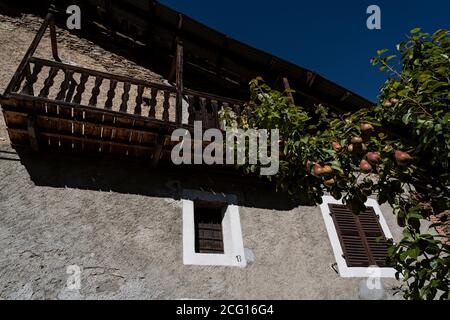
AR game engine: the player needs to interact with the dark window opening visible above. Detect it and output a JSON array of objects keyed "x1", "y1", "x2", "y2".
[
  {"x1": 329, "y1": 204, "x2": 392, "y2": 268},
  {"x1": 194, "y1": 201, "x2": 225, "y2": 254}
]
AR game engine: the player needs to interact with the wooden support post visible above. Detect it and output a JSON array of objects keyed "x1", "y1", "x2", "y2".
[
  {"x1": 175, "y1": 42, "x2": 184, "y2": 126},
  {"x1": 49, "y1": 17, "x2": 61, "y2": 62},
  {"x1": 27, "y1": 114, "x2": 39, "y2": 151},
  {"x1": 282, "y1": 77, "x2": 295, "y2": 104},
  {"x1": 167, "y1": 14, "x2": 183, "y2": 82}
]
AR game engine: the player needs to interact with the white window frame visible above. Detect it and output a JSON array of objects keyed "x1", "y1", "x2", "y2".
[
  {"x1": 181, "y1": 190, "x2": 246, "y2": 267},
  {"x1": 320, "y1": 195, "x2": 396, "y2": 278}
]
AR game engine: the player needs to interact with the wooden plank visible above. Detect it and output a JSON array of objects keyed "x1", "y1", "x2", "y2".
[
  {"x1": 27, "y1": 114, "x2": 39, "y2": 151},
  {"x1": 7, "y1": 128, "x2": 29, "y2": 146},
  {"x1": 38, "y1": 131, "x2": 157, "y2": 153},
  {"x1": 2, "y1": 110, "x2": 28, "y2": 127}
]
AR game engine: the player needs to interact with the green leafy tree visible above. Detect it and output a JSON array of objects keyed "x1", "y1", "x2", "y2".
[{"x1": 221, "y1": 28, "x2": 450, "y2": 300}]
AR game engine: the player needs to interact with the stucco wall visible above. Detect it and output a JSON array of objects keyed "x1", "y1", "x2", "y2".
[{"x1": 0, "y1": 119, "x2": 403, "y2": 299}]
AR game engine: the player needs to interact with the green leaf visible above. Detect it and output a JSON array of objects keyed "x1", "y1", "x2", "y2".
[
  {"x1": 377, "y1": 49, "x2": 389, "y2": 56},
  {"x1": 432, "y1": 29, "x2": 448, "y2": 42},
  {"x1": 410, "y1": 27, "x2": 422, "y2": 34}
]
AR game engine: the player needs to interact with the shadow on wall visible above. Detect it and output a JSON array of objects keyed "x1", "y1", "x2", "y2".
[{"x1": 14, "y1": 148, "x2": 308, "y2": 210}]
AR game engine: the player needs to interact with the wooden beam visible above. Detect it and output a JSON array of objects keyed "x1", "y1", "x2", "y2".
[
  {"x1": 340, "y1": 91, "x2": 352, "y2": 102},
  {"x1": 167, "y1": 14, "x2": 184, "y2": 81},
  {"x1": 306, "y1": 71, "x2": 317, "y2": 88}
]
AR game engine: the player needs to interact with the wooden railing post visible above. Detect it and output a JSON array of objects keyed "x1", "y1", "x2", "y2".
[
  {"x1": 175, "y1": 42, "x2": 184, "y2": 126},
  {"x1": 49, "y1": 16, "x2": 61, "y2": 62},
  {"x1": 4, "y1": 13, "x2": 53, "y2": 95}
]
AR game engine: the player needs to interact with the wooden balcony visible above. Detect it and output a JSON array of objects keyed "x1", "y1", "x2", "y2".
[{"x1": 0, "y1": 14, "x2": 244, "y2": 166}]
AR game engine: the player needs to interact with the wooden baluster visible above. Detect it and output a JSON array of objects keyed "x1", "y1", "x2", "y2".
[
  {"x1": 65, "y1": 72, "x2": 78, "y2": 102},
  {"x1": 199, "y1": 97, "x2": 207, "y2": 126},
  {"x1": 119, "y1": 82, "x2": 131, "y2": 113},
  {"x1": 105, "y1": 79, "x2": 117, "y2": 110},
  {"x1": 221, "y1": 102, "x2": 229, "y2": 129},
  {"x1": 56, "y1": 70, "x2": 73, "y2": 101},
  {"x1": 211, "y1": 100, "x2": 219, "y2": 129},
  {"x1": 134, "y1": 85, "x2": 144, "y2": 115},
  {"x1": 21, "y1": 62, "x2": 43, "y2": 95},
  {"x1": 187, "y1": 95, "x2": 195, "y2": 125},
  {"x1": 88, "y1": 76, "x2": 103, "y2": 106},
  {"x1": 38, "y1": 67, "x2": 58, "y2": 98},
  {"x1": 72, "y1": 73, "x2": 89, "y2": 104},
  {"x1": 148, "y1": 87, "x2": 158, "y2": 118},
  {"x1": 162, "y1": 90, "x2": 170, "y2": 121}
]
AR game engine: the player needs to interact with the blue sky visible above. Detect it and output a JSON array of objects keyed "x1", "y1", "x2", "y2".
[{"x1": 159, "y1": 0, "x2": 450, "y2": 101}]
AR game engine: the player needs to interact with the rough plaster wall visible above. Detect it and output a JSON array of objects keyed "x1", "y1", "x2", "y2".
[{"x1": 0, "y1": 133, "x2": 403, "y2": 299}]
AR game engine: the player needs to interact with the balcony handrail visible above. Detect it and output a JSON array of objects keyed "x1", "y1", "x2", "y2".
[
  {"x1": 26, "y1": 57, "x2": 177, "y2": 94},
  {"x1": 2, "y1": 13, "x2": 246, "y2": 132},
  {"x1": 183, "y1": 88, "x2": 244, "y2": 106}
]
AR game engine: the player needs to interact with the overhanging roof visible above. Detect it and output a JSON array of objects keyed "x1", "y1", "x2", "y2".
[
  {"x1": 53, "y1": 0, "x2": 373, "y2": 112},
  {"x1": 149, "y1": 1, "x2": 373, "y2": 112}
]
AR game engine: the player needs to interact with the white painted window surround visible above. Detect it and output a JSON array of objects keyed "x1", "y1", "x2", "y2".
[
  {"x1": 320, "y1": 196, "x2": 397, "y2": 278},
  {"x1": 181, "y1": 190, "x2": 247, "y2": 267}
]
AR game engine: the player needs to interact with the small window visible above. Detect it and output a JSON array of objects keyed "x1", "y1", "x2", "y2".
[
  {"x1": 320, "y1": 196, "x2": 396, "y2": 277},
  {"x1": 194, "y1": 201, "x2": 225, "y2": 254},
  {"x1": 181, "y1": 190, "x2": 246, "y2": 267},
  {"x1": 329, "y1": 204, "x2": 391, "y2": 268}
]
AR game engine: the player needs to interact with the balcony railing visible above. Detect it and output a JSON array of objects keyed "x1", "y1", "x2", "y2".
[{"x1": 0, "y1": 13, "x2": 245, "y2": 165}]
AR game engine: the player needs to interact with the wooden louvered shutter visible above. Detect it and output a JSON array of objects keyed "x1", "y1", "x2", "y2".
[
  {"x1": 329, "y1": 204, "x2": 390, "y2": 267},
  {"x1": 194, "y1": 204, "x2": 225, "y2": 254}
]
